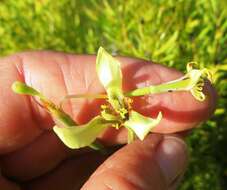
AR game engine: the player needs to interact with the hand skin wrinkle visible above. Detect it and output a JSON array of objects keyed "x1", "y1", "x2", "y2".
[
  {"x1": 56, "y1": 59, "x2": 74, "y2": 118},
  {"x1": 15, "y1": 55, "x2": 53, "y2": 131}
]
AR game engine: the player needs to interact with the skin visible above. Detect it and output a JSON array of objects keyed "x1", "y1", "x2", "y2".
[{"x1": 0, "y1": 51, "x2": 216, "y2": 190}]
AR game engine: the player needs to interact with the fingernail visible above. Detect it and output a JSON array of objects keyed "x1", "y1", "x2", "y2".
[{"x1": 155, "y1": 136, "x2": 188, "y2": 186}]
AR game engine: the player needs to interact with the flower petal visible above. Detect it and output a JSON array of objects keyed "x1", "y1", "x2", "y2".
[
  {"x1": 53, "y1": 116, "x2": 108, "y2": 149},
  {"x1": 96, "y1": 47, "x2": 122, "y2": 92},
  {"x1": 190, "y1": 87, "x2": 206, "y2": 101},
  {"x1": 124, "y1": 111, "x2": 162, "y2": 140},
  {"x1": 96, "y1": 47, "x2": 124, "y2": 111}
]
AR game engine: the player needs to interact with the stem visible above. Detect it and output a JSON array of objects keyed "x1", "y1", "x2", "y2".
[
  {"x1": 125, "y1": 77, "x2": 191, "y2": 97},
  {"x1": 60, "y1": 76, "x2": 193, "y2": 102},
  {"x1": 64, "y1": 94, "x2": 107, "y2": 99},
  {"x1": 127, "y1": 129, "x2": 135, "y2": 144},
  {"x1": 51, "y1": 107, "x2": 77, "y2": 127},
  {"x1": 60, "y1": 94, "x2": 108, "y2": 108}
]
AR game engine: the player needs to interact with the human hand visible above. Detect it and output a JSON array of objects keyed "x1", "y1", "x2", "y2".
[{"x1": 0, "y1": 52, "x2": 216, "y2": 190}]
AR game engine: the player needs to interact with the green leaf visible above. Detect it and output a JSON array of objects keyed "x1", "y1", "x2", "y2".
[
  {"x1": 53, "y1": 116, "x2": 108, "y2": 149},
  {"x1": 124, "y1": 111, "x2": 162, "y2": 140},
  {"x1": 96, "y1": 47, "x2": 124, "y2": 111}
]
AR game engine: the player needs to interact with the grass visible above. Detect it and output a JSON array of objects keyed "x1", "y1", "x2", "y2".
[{"x1": 0, "y1": 0, "x2": 227, "y2": 189}]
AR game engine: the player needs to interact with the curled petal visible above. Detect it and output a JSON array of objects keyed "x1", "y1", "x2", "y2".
[
  {"x1": 187, "y1": 63, "x2": 212, "y2": 82},
  {"x1": 184, "y1": 65, "x2": 212, "y2": 101},
  {"x1": 124, "y1": 111, "x2": 162, "y2": 140},
  {"x1": 53, "y1": 116, "x2": 108, "y2": 149},
  {"x1": 186, "y1": 62, "x2": 199, "y2": 72},
  {"x1": 191, "y1": 87, "x2": 205, "y2": 101},
  {"x1": 201, "y1": 68, "x2": 213, "y2": 83}
]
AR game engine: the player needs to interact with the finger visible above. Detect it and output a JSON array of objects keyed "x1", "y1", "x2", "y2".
[
  {"x1": 0, "y1": 51, "x2": 215, "y2": 181},
  {"x1": 0, "y1": 51, "x2": 216, "y2": 153},
  {"x1": 122, "y1": 62, "x2": 217, "y2": 134},
  {"x1": 0, "y1": 132, "x2": 75, "y2": 181},
  {"x1": 82, "y1": 134, "x2": 188, "y2": 190},
  {"x1": 0, "y1": 131, "x2": 94, "y2": 181},
  {"x1": 22, "y1": 152, "x2": 108, "y2": 190},
  {"x1": 0, "y1": 55, "x2": 43, "y2": 154}
]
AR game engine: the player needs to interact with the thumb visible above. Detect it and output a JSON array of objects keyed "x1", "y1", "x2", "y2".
[{"x1": 82, "y1": 134, "x2": 188, "y2": 190}]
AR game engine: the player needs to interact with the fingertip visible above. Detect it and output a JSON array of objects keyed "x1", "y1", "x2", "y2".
[
  {"x1": 155, "y1": 136, "x2": 188, "y2": 186},
  {"x1": 127, "y1": 61, "x2": 217, "y2": 134},
  {"x1": 82, "y1": 133, "x2": 189, "y2": 190},
  {"x1": 82, "y1": 134, "x2": 167, "y2": 190},
  {"x1": 203, "y1": 79, "x2": 218, "y2": 119}
]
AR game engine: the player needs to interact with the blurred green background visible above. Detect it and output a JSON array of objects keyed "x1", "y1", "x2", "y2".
[{"x1": 0, "y1": 0, "x2": 226, "y2": 189}]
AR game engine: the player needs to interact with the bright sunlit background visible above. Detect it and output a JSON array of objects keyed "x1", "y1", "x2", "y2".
[{"x1": 0, "y1": 0, "x2": 226, "y2": 189}]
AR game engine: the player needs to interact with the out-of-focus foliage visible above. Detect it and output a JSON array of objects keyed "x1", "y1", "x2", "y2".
[{"x1": 0, "y1": 0, "x2": 226, "y2": 189}]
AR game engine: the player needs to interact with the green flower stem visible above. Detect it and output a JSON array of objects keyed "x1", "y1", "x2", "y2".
[
  {"x1": 60, "y1": 94, "x2": 108, "y2": 109},
  {"x1": 127, "y1": 128, "x2": 135, "y2": 144},
  {"x1": 125, "y1": 77, "x2": 192, "y2": 97},
  {"x1": 62, "y1": 77, "x2": 192, "y2": 101},
  {"x1": 47, "y1": 105, "x2": 77, "y2": 126},
  {"x1": 63, "y1": 94, "x2": 107, "y2": 99}
]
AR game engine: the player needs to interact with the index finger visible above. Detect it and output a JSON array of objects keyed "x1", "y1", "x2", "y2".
[{"x1": 0, "y1": 51, "x2": 216, "y2": 154}]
